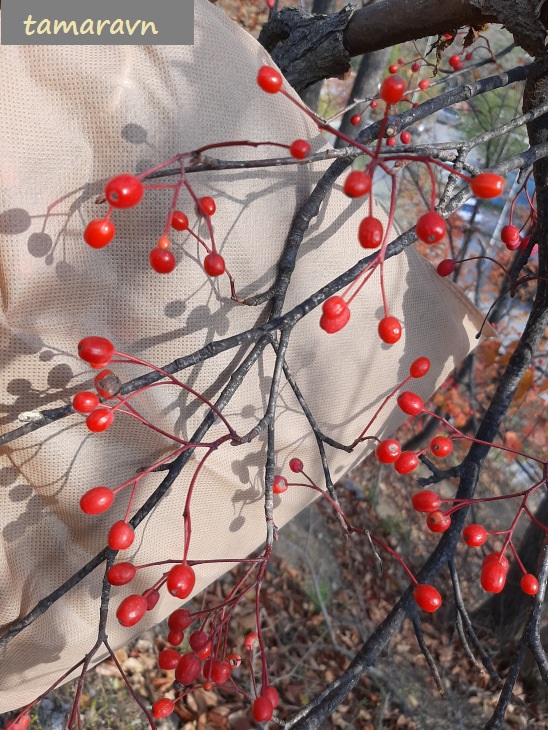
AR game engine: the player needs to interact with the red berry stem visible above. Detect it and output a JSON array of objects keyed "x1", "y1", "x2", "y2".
[
  {"x1": 182, "y1": 447, "x2": 216, "y2": 563},
  {"x1": 420, "y1": 409, "x2": 546, "y2": 464},
  {"x1": 111, "y1": 349, "x2": 237, "y2": 437},
  {"x1": 508, "y1": 540, "x2": 528, "y2": 575},
  {"x1": 104, "y1": 639, "x2": 156, "y2": 727},
  {"x1": 354, "y1": 371, "x2": 414, "y2": 443}
]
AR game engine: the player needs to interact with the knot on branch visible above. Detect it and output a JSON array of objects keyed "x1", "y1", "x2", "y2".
[
  {"x1": 258, "y1": 4, "x2": 355, "y2": 93},
  {"x1": 469, "y1": 0, "x2": 547, "y2": 57}
]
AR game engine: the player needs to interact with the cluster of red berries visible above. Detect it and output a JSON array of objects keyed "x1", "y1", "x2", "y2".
[
  {"x1": 151, "y1": 620, "x2": 278, "y2": 722},
  {"x1": 256, "y1": 55, "x2": 506, "y2": 342},
  {"x1": 410, "y1": 492, "x2": 540, "y2": 595},
  {"x1": 84, "y1": 174, "x2": 227, "y2": 277},
  {"x1": 74, "y1": 337, "x2": 117, "y2": 432},
  {"x1": 116, "y1": 563, "x2": 196, "y2": 628}
]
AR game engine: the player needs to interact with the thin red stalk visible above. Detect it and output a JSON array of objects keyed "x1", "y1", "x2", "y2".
[
  {"x1": 183, "y1": 448, "x2": 216, "y2": 562},
  {"x1": 112, "y1": 350, "x2": 236, "y2": 435},
  {"x1": 355, "y1": 374, "x2": 413, "y2": 442},
  {"x1": 104, "y1": 640, "x2": 156, "y2": 728}
]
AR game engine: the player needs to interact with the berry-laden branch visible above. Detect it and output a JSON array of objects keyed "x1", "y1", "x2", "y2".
[{"x1": 4, "y1": 37, "x2": 548, "y2": 730}]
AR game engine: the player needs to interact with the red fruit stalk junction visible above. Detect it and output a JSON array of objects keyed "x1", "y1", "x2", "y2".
[{"x1": 2, "y1": 6, "x2": 548, "y2": 730}]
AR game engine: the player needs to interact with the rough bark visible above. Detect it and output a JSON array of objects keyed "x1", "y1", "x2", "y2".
[
  {"x1": 469, "y1": 0, "x2": 548, "y2": 57},
  {"x1": 259, "y1": 4, "x2": 355, "y2": 92},
  {"x1": 299, "y1": 0, "x2": 337, "y2": 111}
]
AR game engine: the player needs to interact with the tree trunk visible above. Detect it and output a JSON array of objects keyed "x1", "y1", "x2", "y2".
[{"x1": 300, "y1": 0, "x2": 337, "y2": 111}]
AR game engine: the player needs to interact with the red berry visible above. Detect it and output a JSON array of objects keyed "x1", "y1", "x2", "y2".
[
  {"x1": 465, "y1": 52, "x2": 473, "y2": 61},
  {"x1": 344, "y1": 170, "x2": 372, "y2": 198},
  {"x1": 150, "y1": 247, "x2": 176, "y2": 274},
  {"x1": 108, "y1": 521, "x2": 135, "y2": 551},
  {"x1": 168, "y1": 608, "x2": 193, "y2": 631},
  {"x1": 470, "y1": 173, "x2": 505, "y2": 199},
  {"x1": 426, "y1": 510, "x2": 451, "y2": 533},
  {"x1": 389, "y1": 64, "x2": 399, "y2": 74},
  {"x1": 380, "y1": 75, "x2": 406, "y2": 104},
  {"x1": 506, "y1": 237, "x2": 522, "y2": 252},
  {"x1": 521, "y1": 574, "x2": 539, "y2": 595},
  {"x1": 7, "y1": 716, "x2": 31, "y2": 730},
  {"x1": 411, "y1": 62, "x2": 421, "y2": 72},
  {"x1": 257, "y1": 65, "x2": 283, "y2": 94},
  {"x1": 152, "y1": 699, "x2": 175, "y2": 719},
  {"x1": 358, "y1": 216, "x2": 383, "y2": 248},
  {"x1": 73, "y1": 391, "x2": 100, "y2": 414},
  {"x1": 437, "y1": 259, "x2": 456, "y2": 277},
  {"x1": 175, "y1": 652, "x2": 202, "y2": 685},
  {"x1": 204, "y1": 659, "x2": 232, "y2": 684},
  {"x1": 370, "y1": 100, "x2": 378, "y2": 109},
  {"x1": 501, "y1": 225, "x2": 520, "y2": 245},
  {"x1": 171, "y1": 210, "x2": 189, "y2": 231},
  {"x1": 244, "y1": 631, "x2": 259, "y2": 651},
  {"x1": 157, "y1": 235, "x2": 171, "y2": 250},
  {"x1": 105, "y1": 174, "x2": 144, "y2": 209},
  {"x1": 86, "y1": 408, "x2": 114, "y2": 433},
  {"x1": 145, "y1": 589, "x2": 160, "y2": 610},
  {"x1": 253, "y1": 696, "x2": 274, "y2": 723},
  {"x1": 80, "y1": 487, "x2": 114, "y2": 516},
  {"x1": 273, "y1": 475, "x2": 288, "y2": 494},
  {"x1": 410, "y1": 356, "x2": 430, "y2": 378},
  {"x1": 84, "y1": 218, "x2": 116, "y2": 249},
  {"x1": 322, "y1": 296, "x2": 347, "y2": 319},
  {"x1": 319, "y1": 307, "x2": 350, "y2": 334},
  {"x1": 462, "y1": 524, "x2": 487, "y2": 547},
  {"x1": 375, "y1": 438, "x2": 401, "y2": 464},
  {"x1": 198, "y1": 196, "x2": 216, "y2": 216},
  {"x1": 228, "y1": 653, "x2": 242, "y2": 668},
  {"x1": 167, "y1": 629, "x2": 184, "y2": 646},
  {"x1": 481, "y1": 560, "x2": 507, "y2": 593},
  {"x1": 394, "y1": 451, "x2": 419, "y2": 474},
  {"x1": 411, "y1": 490, "x2": 441, "y2": 513},
  {"x1": 483, "y1": 552, "x2": 509, "y2": 572},
  {"x1": 78, "y1": 336, "x2": 114, "y2": 366},
  {"x1": 94, "y1": 369, "x2": 121, "y2": 399},
  {"x1": 289, "y1": 458, "x2": 303, "y2": 473},
  {"x1": 204, "y1": 253, "x2": 226, "y2": 277},
  {"x1": 400, "y1": 130, "x2": 411, "y2": 144},
  {"x1": 418, "y1": 79, "x2": 430, "y2": 90},
  {"x1": 203, "y1": 681, "x2": 213, "y2": 691},
  {"x1": 350, "y1": 114, "x2": 362, "y2": 126},
  {"x1": 107, "y1": 562, "x2": 136, "y2": 586},
  {"x1": 158, "y1": 648, "x2": 181, "y2": 670},
  {"x1": 397, "y1": 391, "x2": 424, "y2": 416},
  {"x1": 167, "y1": 563, "x2": 196, "y2": 599},
  {"x1": 189, "y1": 630, "x2": 209, "y2": 652},
  {"x1": 449, "y1": 54, "x2": 460, "y2": 68},
  {"x1": 264, "y1": 686, "x2": 280, "y2": 709},
  {"x1": 453, "y1": 61, "x2": 463, "y2": 71},
  {"x1": 430, "y1": 436, "x2": 453, "y2": 458},
  {"x1": 289, "y1": 139, "x2": 311, "y2": 159},
  {"x1": 414, "y1": 584, "x2": 442, "y2": 612},
  {"x1": 197, "y1": 641, "x2": 212, "y2": 660},
  {"x1": 116, "y1": 594, "x2": 147, "y2": 627},
  {"x1": 386, "y1": 136, "x2": 396, "y2": 147},
  {"x1": 416, "y1": 211, "x2": 446, "y2": 244},
  {"x1": 378, "y1": 316, "x2": 402, "y2": 344}
]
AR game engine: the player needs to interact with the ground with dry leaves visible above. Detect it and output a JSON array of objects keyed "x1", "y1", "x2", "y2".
[{"x1": 11, "y1": 453, "x2": 548, "y2": 730}]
